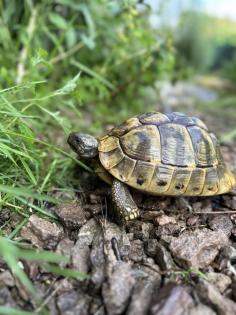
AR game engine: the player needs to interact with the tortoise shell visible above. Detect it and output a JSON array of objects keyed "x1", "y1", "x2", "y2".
[{"x1": 97, "y1": 112, "x2": 235, "y2": 196}]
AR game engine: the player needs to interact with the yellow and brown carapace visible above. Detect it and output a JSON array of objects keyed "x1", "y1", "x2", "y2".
[{"x1": 98, "y1": 112, "x2": 235, "y2": 197}]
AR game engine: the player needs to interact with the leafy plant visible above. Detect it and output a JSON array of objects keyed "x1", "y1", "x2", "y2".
[{"x1": 0, "y1": 0, "x2": 175, "y2": 306}]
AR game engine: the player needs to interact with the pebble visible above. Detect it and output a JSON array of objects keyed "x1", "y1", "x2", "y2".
[
  {"x1": 102, "y1": 261, "x2": 135, "y2": 315},
  {"x1": 169, "y1": 228, "x2": 229, "y2": 268},
  {"x1": 208, "y1": 215, "x2": 233, "y2": 237},
  {"x1": 150, "y1": 283, "x2": 194, "y2": 315},
  {"x1": 21, "y1": 214, "x2": 64, "y2": 249},
  {"x1": 197, "y1": 280, "x2": 236, "y2": 315}
]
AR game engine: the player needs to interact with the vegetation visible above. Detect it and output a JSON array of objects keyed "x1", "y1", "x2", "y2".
[{"x1": 0, "y1": 0, "x2": 176, "y2": 304}]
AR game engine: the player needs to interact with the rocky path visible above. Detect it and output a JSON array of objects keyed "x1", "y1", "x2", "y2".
[{"x1": 1, "y1": 81, "x2": 236, "y2": 314}]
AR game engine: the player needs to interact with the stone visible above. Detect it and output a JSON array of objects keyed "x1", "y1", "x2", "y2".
[
  {"x1": 142, "y1": 197, "x2": 170, "y2": 211},
  {"x1": 156, "y1": 223, "x2": 181, "y2": 238},
  {"x1": 77, "y1": 218, "x2": 100, "y2": 246},
  {"x1": 206, "y1": 272, "x2": 232, "y2": 293},
  {"x1": 155, "y1": 243, "x2": 177, "y2": 271},
  {"x1": 169, "y1": 228, "x2": 229, "y2": 268},
  {"x1": 150, "y1": 283, "x2": 194, "y2": 315},
  {"x1": 0, "y1": 287, "x2": 17, "y2": 307},
  {"x1": 102, "y1": 221, "x2": 130, "y2": 259},
  {"x1": 186, "y1": 215, "x2": 200, "y2": 227},
  {"x1": 154, "y1": 215, "x2": 177, "y2": 226},
  {"x1": 222, "y1": 195, "x2": 236, "y2": 210},
  {"x1": 71, "y1": 241, "x2": 91, "y2": 274},
  {"x1": 56, "y1": 290, "x2": 91, "y2": 315},
  {"x1": 208, "y1": 215, "x2": 233, "y2": 237},
  {"x1": 21, "y1": 214, "x2": 64, "y2": 249},
  {"x1": 197, "y1": 280, "x2": 236, "y2": 315},
  {"x1": 0, "y1": 270, "x2": 15, "y2": 287},
  {"x1": 90, "y1": 231, "x2": 105, "y2": 289},
  {"x1": 126, "y1": 266, "x2": 161, "y2": 315},
  {"x1": 189, "y1": 304, "x2": 216, "y2": 315},
  {"x1": 89, "y1": 193, "x2": 102, "y2": 204},
  {"x1": 102, "y1": 261, "x2": 135, "y2": 315},
  {"x1": 129, "y1": 239, "x2": 145, "y2": 262},
  {"x1": 56, "y1": 238, "x2": 74, "y2": 267},
  {"x1": 129, "y1": 221, "x2": 154, "y2": 240},
  {"x1": 144, "y1": 239, "x2": 158, "y2": 258},
  {"x1": 52, "y1": 202, "x2": 87, "y2": 229}
]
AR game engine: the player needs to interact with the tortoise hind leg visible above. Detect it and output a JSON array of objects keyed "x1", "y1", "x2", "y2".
[{"x1": 112, "y1": 179, "x2": 140, "y2": 221}]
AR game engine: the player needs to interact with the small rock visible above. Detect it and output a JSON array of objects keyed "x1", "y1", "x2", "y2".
[
  {"x1": 0, "y1": 287, "x2": 17, "y2": 307},
  {"x1": 141, "y1": 211, "x2": 162, "y2": 221},
  {"x1": 231, "y1": 227, "x2": 236, "y2": 238},
  {"x1": 218, "y1": 246, "x2": 236, "y2": 274},
  {"x1": 127, "y1": 221, "x2": 154, "y2": 240},
  {"x1": 89, "y1": 297, "x2": 105, "y2": 315},
  {"x1": 208, "y1": 215, "x2": 233, "y2": 237},
  {"x1": 154, "y1": 215, "x2": 177, "y2": 226},
  {"x1": 197, "y1": 279, "x2": 236, "y2": 315},
  {"x1": 222, "y1": 195, "x2": 236, "y2": 210},
  {"x1": 192, "y1": 200, "x2": 212, "y2": 213},
  {"x1": 102, "y1": 261, "x2": 135, "y2": 315},
  {"x1": 0, "y1": 208, "x2": 10, "y2": 225},
  {"x1": 169, "y1": 228, "x2": 229, "y2": 268},
  {"x1": 77, "y1": 218, "x2": 100, "y2": 246},
  {"x1": 56, "y1": 290, "x2": 90, "y2": 315},
  {"x1": 56, "y1": 238, "x2": 74, "y2": 267},
  {"x1": 206, "y1": 272, "x2": 232, "y2": 293},
  {"x1": 71, "y1": 241, "x2": 91, "y2": 274},
  {"x1": 102, "y1": 221, "x2": 131, "y2": 259},
  {"x1": 90, "y1": 231, "x2": 105, "y2": 289},
  {"x1": 89, "y1": 193, "x2": 101, "y2": 204},
  {"x1": 189, "y1": 304, "x2": 216, "y2": 315},
  {"x1": 156, "y1": 223, "x2": 181, "y2": 239},
  {"x1": 142, "y1": 197, "x2": 170, "y2": 211},
  {"x1": 150, "y1": 283, "x2": 194, "y2": 315},
  {"x1": 0, "y1": 270, "x2": 15, "y2": 287},
  {"x1": 155, "y1": 243, "x2": 177, "y2": 271},
  {"x1": 52, "y1": 202, "x2": 87, "y2": 229},
  {"x1": 186, "y1": 215, "x2": 200, "y2": 227},
  {"x1": 231, "y1": 280, "x2": 236, "y2": 302},
  {"x1": 21, "y1": 214, "x2": 64, "y2": 249},
  {"x1": 126, "y1": 266, "x2": 161, "y2": 315},
  {"x1": 175, "y1": 197, "x2": 192, "y2": 211},
  {"x1": 129, "y1": 240, "x2": 145, "y2": 262},
  {"x1": 144, "y1": 239, "x2": 158, "y2": 258},
  {"x1": 84, "y1": 204, "x2": 102, "y2": 215}
]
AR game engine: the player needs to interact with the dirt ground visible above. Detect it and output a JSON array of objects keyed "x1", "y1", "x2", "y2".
[{"x1": 1, "y1": 84, "x2": 236, "y2": 314}]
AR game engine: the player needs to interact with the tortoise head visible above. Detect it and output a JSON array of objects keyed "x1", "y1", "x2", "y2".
[{"x1": 67, "y1": 132, "x2": 98, "y2": 159}]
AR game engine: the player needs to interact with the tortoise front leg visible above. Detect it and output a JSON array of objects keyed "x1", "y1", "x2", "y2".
[{"x1": 111, "y1": 179, "x2": 140, "y2": 221}]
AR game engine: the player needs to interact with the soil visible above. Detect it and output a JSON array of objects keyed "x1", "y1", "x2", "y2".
[{"x1": 1, "y1": 85, "x2": 236, "y2": 314}]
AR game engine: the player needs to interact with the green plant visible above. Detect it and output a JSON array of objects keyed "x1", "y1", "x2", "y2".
[{"x1": 0, "y1": 0, "x2": 175, "y2": 307}]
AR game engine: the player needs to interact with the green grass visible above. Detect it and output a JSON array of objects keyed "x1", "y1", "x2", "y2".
[{"x1": 0, "y1": 1, "x2": 176, "y2": 310}]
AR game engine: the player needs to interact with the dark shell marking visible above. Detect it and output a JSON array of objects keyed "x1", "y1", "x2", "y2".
[{"x1": 98, "y1": 112, "x2": 235, "y2": 196}]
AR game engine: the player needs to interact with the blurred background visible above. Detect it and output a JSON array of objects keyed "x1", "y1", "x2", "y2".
[
  {"x1": 1, "y1": 1, "x2": 236, "y2": 306},
  {"x1": 0, "y1": 0, "x2": 236, "y2": 222}
]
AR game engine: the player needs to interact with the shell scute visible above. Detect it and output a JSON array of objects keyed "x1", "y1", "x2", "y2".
[
  {"x1": 109, "y1": 117, "x2": 141, "y2": 137},
  {"x1": 167, "y1": 168, "x2": 192, "y2": 195},
  {"x1": 187, "y1": 126, "x2": 217, "y2": 167},
  {"x1": 159, "y1": 123, "x2": 195, "y2": 167},
  {"x1": 138, "y1": 112, "x2": 170, "y2": 125},
  {"x1": 121, "y1": 125, "x2": 161, "y2": 163},
  {"x1": 109, "y1": 156, "x2": 136, "y2": 182},
  {"x1": 127, "y1": 160, "x2": 155, "y2": 191}
]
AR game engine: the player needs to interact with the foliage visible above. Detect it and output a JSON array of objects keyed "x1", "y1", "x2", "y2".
[
  {"x1": 175, "y1": 11, "x2": 236, "y2": 72},
  {"x1": 0, "y1": 0, "x2": 175, "y2": 300}
]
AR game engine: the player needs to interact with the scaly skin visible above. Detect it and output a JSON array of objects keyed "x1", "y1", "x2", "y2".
[{"x1": 111, "y1": 179, "x2": 140, "y2": 222}]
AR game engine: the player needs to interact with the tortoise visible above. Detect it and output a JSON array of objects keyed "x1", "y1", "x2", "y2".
[{"x1": 68, "y1": 112, "x2": 235, "y2": 221}]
